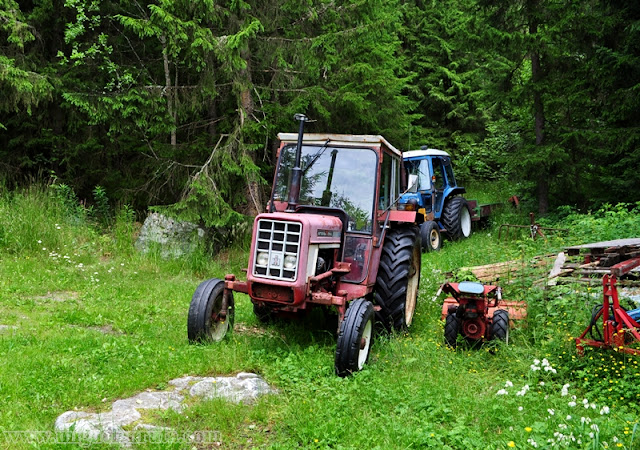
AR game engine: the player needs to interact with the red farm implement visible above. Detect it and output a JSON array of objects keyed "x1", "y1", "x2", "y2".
[
  {"x1": 576, "y1": 258, "x2": 640, "y2": 356},
  {"x1": 440, "y1": 281, "x2": 527, "y2": 348}
]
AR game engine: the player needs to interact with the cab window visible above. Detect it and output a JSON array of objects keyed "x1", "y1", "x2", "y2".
[{"x1": 379, "y1": 153, "x2": 399, "y2": 210}]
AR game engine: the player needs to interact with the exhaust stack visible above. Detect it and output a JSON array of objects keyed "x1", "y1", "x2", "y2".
[{"x1": 286, "y1": 113, "x2": 307, "y2": 212}]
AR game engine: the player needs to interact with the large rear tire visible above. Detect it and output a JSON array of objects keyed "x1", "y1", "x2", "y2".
[
  {"x1": 374, "y1": 226, "x2": 421, "y2": 331},
  {"x1": 188, "y1": 278, "x2": 234, "y2": 343},
  {"x1": 335, "y1": 299, "x2": 375, "y2": 376},
  {"x1": 442, "y1": 197, "x2": 472, "y2": 240},
  {"x1": 420, "y1": 220, "x2": 442, "y2": 252}
]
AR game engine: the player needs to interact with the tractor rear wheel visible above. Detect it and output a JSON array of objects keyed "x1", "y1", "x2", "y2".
[
  {"x1": 421, "y1": 220, "x2": 442, "y2": 252},
  {"x1": 188, "y1": 278, "x2": 234, "y2": 343},
  {"x1": 335, "y1": 299, "x2": 375, "y2": 376},
  {"x1": 444, "y1": 313, "x2": 460, "y2": 348},
  {"x1": 491, "y1": 309, "x2": 509, "y2": 343},
  {"x1": 374, "y1": 226, "x2": 421, "y2": 331},
  {"x1": 442, "y1": 197, "x2": 472, "y2": 240}
]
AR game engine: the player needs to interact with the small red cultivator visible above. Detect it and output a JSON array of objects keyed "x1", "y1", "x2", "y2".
[
  {"x1": 576, "y1": 258, "x2": 640, "y2": 356},
  {"x1": 440, "y1": 281, "x2": 527, "y2": 347}
]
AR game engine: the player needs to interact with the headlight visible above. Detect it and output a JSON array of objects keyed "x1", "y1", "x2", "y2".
[
  {"x1": 284, "y1": 255, "x2": 297, "y2": 269},
  {"x1": 256, "y1": 252, "x2": 269, "y2": 266}
]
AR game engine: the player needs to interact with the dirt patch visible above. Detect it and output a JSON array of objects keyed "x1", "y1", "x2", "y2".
[{"x1": 234, "y1": 322, "x2": 279, "y2": 337}]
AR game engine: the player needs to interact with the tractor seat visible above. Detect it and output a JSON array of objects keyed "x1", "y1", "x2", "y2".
[{"x1": 458, "y1": 281, "x2": 485, "y2": 295}]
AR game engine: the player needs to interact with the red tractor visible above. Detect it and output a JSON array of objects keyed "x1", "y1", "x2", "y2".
[{"x1": 187, "y1": 114, "x2": 422, "y2": 376}]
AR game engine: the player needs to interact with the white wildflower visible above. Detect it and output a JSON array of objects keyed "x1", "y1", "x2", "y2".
[
  {"x1": 548, "y1": 408, "x2": 555, "y2": 416},
  {"x1": 568, "y1": 401, "x2": 576, "y2": 407},
  {"x1": 505, "y1": 380, "x2": 514, "y2": 388},
  {"x1": 496, "y1": 389, "x2": 508, "y2": 395},
  {"x1": 561, "y1": 384, "x2": 570, "y2": 396}
]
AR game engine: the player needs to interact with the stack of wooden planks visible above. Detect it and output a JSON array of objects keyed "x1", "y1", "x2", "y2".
[
  {"x1": 549, "y1": 238, "x2": 640, "y2": 286},
  {"x1": 455, "y1": 254, "x2": 556, "y2": 284}
]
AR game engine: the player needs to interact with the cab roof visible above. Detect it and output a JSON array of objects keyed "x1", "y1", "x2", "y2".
[
  {"x1": 403, "y1": 148, "x2": 450, "y2": 159},
  {"x1": 277, "y1": 133, "x2": 402, "y2": 157}
]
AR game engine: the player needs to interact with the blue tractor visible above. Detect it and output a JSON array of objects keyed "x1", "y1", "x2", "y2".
[{"x1": 399, "y1": 147, "x2": 484, "y2": 252}]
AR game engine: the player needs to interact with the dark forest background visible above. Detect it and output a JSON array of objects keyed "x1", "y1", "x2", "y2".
[{"x1": 2, "y1": 0, "x2": 639, "y2": 229}]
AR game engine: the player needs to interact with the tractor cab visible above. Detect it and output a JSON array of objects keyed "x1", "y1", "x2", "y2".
[
  {"x1": 398, "y1": 147, "x2": 473, "y2": 250},
  {"x1": 401, "y1": 148, "x2": 465, "y2": 218}
]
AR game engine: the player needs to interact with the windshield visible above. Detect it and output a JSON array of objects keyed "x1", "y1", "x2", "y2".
[
  {"x1": 274, "y1": 144, "x2": 377, "y2": 232},
  {"x1": 405, "y1": 158, "x2": 432, "y2": 191}
]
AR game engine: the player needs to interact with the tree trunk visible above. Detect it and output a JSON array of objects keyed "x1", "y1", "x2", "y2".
[
  {"x1": 160, "y1": 34, "x2": 177, "y2": 147},
  {"x1": 529, "y1": 1, "x2": 547, "y2": 214},
  {"x1": 239, "y1": 47, "x2": 263, "y2": 216}
]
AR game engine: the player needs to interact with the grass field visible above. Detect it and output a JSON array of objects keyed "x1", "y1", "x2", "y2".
[{"x1": 1, "y1": 186, "x2": 639, "y2": 449}]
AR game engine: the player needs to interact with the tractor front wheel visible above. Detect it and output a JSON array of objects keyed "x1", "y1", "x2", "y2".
[
  {"x1": 335, "y1": 299, "x2": 375, "y2": 376},
  {"x1": 187, "y1": 278, "x2": 234, "y2": 343},
  {"x1": 491, "y1": 309, "x2": 510, "y2": 344},
  {"x1": 374, "y1": 226, "x2": 421, "y2": 331},
  {"x1": 421, "y1": 220, "x2": 442, "y2": 252},
  {"x1": 442, "y1": 197, "x2": 472, "y2": 240},
  {"x1": 444, "y1": 313, "x2": 460, "y2": 348}
]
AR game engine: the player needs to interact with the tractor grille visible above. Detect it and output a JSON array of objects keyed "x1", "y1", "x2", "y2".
[{"x1": 253, "y1": 219, "x2": 301, "y2": 281}]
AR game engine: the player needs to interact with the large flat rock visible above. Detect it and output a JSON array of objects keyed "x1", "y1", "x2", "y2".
[{"x1": 54, "y1": 373, "x2": 276, "y2": 447}]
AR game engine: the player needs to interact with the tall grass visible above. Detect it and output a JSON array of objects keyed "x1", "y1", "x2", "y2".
[{"x1": 0, "y1": 184, "x2": 90, "y2": 255}]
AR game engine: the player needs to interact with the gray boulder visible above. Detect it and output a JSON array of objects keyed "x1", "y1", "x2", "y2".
[{"x1": 135, "y1": 212, "x2": 205, "y2": 258}]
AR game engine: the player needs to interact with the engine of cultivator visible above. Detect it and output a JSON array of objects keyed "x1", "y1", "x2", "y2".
[
  {"x1": 187, "y1": 114, "x2": 422, "y2": 376},
  {"x1": 441, "y1": 281, "x2": 526, "y2": 347}
]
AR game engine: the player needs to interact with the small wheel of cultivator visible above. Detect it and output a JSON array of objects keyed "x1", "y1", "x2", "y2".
[
  {"x1": 444, "y1": 313, "x2": 460, "y2": 348},
  {"x1": 491, "y1": 309, "x2": 510, "y2": 344},
  {"x1": 188, "y1": 278, "x2": 234, "y2": 343},
  {"x1": 335, "y1": 299, "x2": 375, "y2": 376}
]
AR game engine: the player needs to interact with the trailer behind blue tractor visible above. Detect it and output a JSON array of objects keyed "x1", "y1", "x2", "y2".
[{"x1": 399, "y1": 147, "x2": 498, "y2": 251}]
